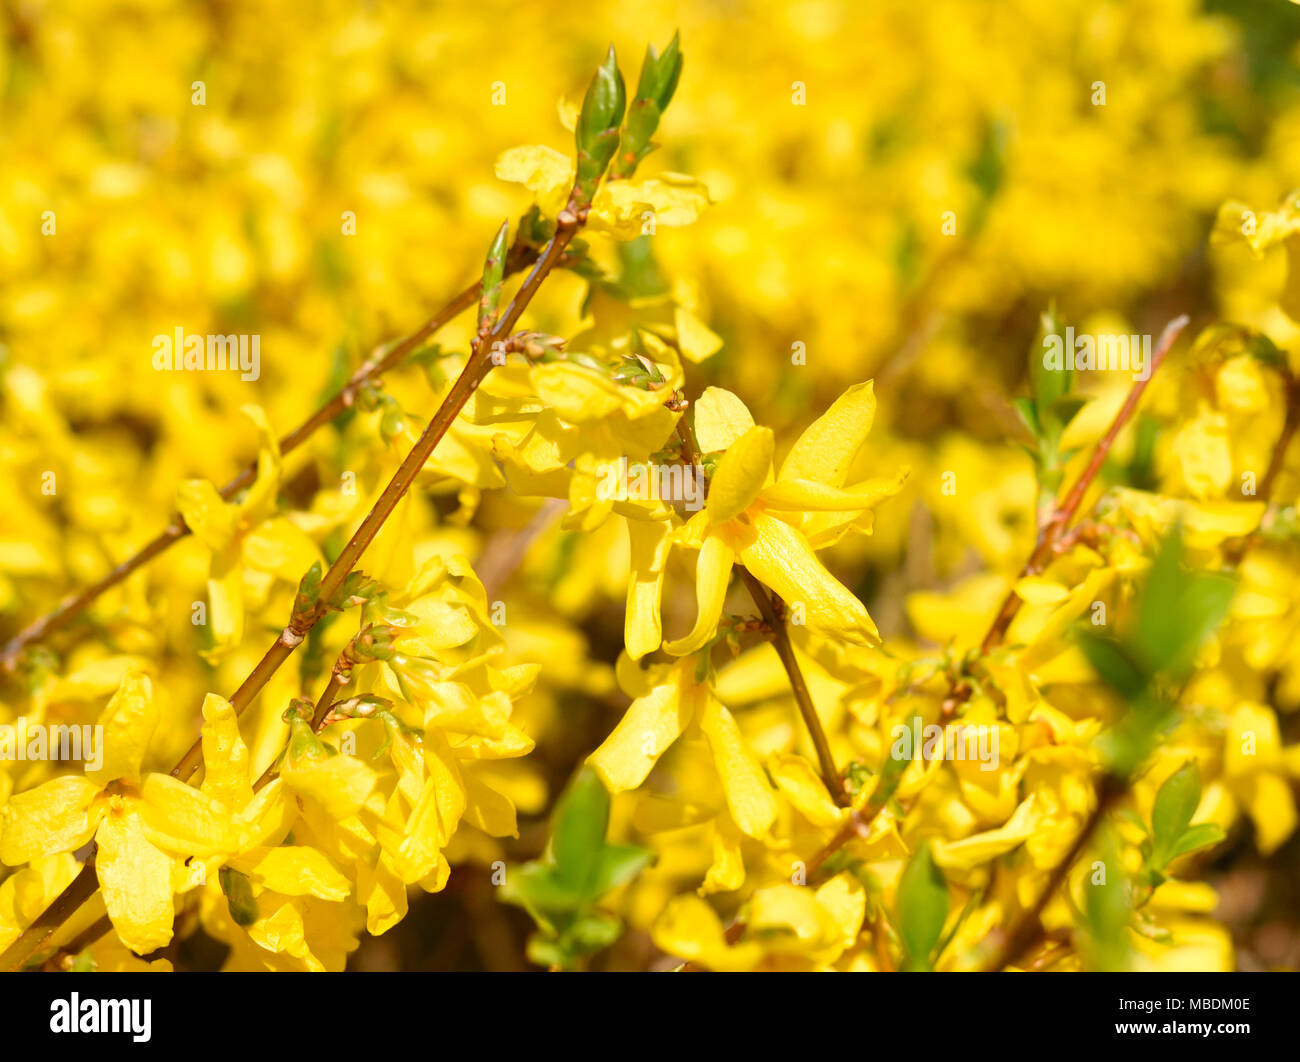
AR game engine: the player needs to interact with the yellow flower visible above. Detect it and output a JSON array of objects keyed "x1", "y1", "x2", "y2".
[
  {"x1": 629, "y1": 382, "x2": 905, "y2": 658},
  {"x1": 1221, "y1": 702, "x2": 1300, "y2": 854},
  {"x1": 175, "y1": 405, "x2": 321, "y2": 658},
  {"x1": 494, "y1": 144, "x2": 711, "y2": 239},
  {"x1": 588, "y1": 658, "x2": 778, "y2": 840},
  {"x1": 0, "y1": 672, "x2": 231, "y2": 953}
]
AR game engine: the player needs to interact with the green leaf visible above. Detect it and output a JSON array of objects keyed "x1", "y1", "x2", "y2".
[
  {"x1": 1045, "y1": 394, "x2": 1087, "y2": 436},
  {"x1": 551, "y1": 767, "x2": 612, "y2": 897},
  {"x1": 1011, "y1": 397, "x2": 1040, "y2": 439},
  {"x1": 575, "y1": 45, "x2": 627, "y2": 193},
  {"x1": 592, "y1": 843, "x2": 653, "y2": 897},
  {"x1": 645, "y1": 30, "x2": 683, "y2": 112},
  {"x1": 567, "y1": 911, "x2": 623, "y2": 952},
  {"x1": 614, "y1": 32, "x2": 684, "y2": 179},
  {"x1": 1031, "y1": 304, "x2": 1071, "y2": 415},
  {"x1": 1095, "y1": 697, "x2": 1174, "y2": 779},
  {"x1": 1083, "y1": 829, "x2": 1132, "y2": 971},
  {"x1": 897, "y1": 841, "x2": 948, "y2": 971},
  {"x1": 477, "y1": 220, "x2": 510, "y2": 329},
  {"x1": 1166, "y1": 822, "x2": 1226, "y2": 863},
  {"x1": 525, "y1": 935, "x2": 571, "y2": 970},
  {"x1": 1079, "y1": 631, "x2": 1148, "y2": 700},
  {"x1": 1150, "y1": 761, "x2": 1200, "y2": 862},
  {"x1": 1134, "y1": 527, "x2": 1235, "y2": 678},
  {"x1": 499, "y1": 863, "x2": 582, "y2": 930}
]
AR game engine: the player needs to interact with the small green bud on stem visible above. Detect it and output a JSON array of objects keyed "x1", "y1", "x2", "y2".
[
  {"x1": 611, "y1": 31, "x2": 683, "y2": 180},
  {"x1": 574, "y1": 45, "x2": 627, "y2": 205},
  {"x1": 478, "y1": 220, "x2": 511, "y2": 334}
]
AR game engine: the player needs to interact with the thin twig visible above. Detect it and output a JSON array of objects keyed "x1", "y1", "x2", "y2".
[
  {"x1": 4, "y1": 199, "x2": 588, "y2": 969},
  {"x1": 798, "y1": 314, "x2": 1189, "y2": 913},
  {"x1": 941, "y1": 314, "x2": 1188, "y2": 717},
  {"x1": 170, "y1": 218, "x2": 582, "y2": 784},
  {"x1": 0, "y1": 243, "x2": 539, "y2": 673}
]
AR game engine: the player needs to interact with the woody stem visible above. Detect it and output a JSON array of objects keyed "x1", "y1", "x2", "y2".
[
  {"x1": 0, "y1": 242, "x2": 539, "y2": 672},
  {"x1": 943, "y1": 313, "x2": 1188, "y2": 715},
  {"x1": 5, "y1": 203, "x2": 586, "y2": 969}
]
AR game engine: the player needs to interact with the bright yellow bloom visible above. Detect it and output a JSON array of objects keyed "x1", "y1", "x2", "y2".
[
  {"x1": 175, "y1": 406, "x2": 321, "y2": 658},
  {"x1": 0, "y1": 672, "x2": 232, "y2": 953},
  {"x1": 628, "y1": 382, "x2": 906, "y2": 658}
]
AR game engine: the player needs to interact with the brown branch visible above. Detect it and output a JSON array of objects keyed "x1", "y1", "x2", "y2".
[
  {"x1": 3, "y1": 199, "x2": 588, "y2": 970},
  {"x1": 789, "y1": 314, "x2": 1190, "y2": 922},
  {"x1": 0, "y1": 860, "x2": 99, "y2": 970},
  {"x1": 941, "y1": 313, "x2": 1188, "y2": 716},
  {"x1": 169, "y1": 217, "x2": 581, "y2": 784},
  {"x1": 0, "y1": 242, "x2": 539, "y2": 673}
]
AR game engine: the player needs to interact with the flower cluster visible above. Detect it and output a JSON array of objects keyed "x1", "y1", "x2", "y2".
[{"x1": 2, "y1": 7, "x2": 1299, "y2": 974}]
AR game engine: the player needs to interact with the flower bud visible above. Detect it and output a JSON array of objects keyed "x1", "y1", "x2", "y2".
[{"x1": 574, "y1": 45, "x2": 627, "y2": 201}]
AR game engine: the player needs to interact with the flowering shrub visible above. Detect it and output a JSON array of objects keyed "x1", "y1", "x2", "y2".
[{"x1": 1, "y1": 3, "x2": 1298, "y2": 974}]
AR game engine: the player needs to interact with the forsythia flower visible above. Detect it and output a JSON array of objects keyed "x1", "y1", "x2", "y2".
[
  {"x1": 0, "y1": 672, "x2": 234, "y2": 952},
  {"x1": 629, "y1": 382, "x2": 906, "y2": 658}
]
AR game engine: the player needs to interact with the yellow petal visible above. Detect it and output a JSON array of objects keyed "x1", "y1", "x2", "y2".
[
  {"x1": 760, "y1": 475, "x2": 901, "y2": 513},
  {"x1": 701, "y1": 826, "x2": 746, "y2": 894},
  {"x1": 461, "y1": 771, "x2": 519, "y2": 838},
  {"x1": 236, "y1": 846, "x2": 351, "y2": 901},
  {"x1": 530, "y1": 362, "x2": 626, "y2": 421},
  {"x1": 95, "y1": 802, "x2": 176, "y2": 954},
  {"x1": 738, "y1": 512, "x2": 880, "y2": 645},
  {"x1": 283, "y1": 754, "x2": 376, "y2": 820},
  {"x1": 200, "y1": 693, "x2": 254, "y2": 811},
  {"x1": 815, "y1": 872, "x2": 867, "y2": 954},
  {"x1": 205, "y1": 547, "x2": 246, "y2": 655},
  {"x1": 697, "y1": 692, "x2": 778, "y2": 838},
  {"x1": 693, "y1": 387, "x2": 755, "y2": 452},
  {"x1": 357, "y1": 859, "x2": 408, "y2": 937},
  {"x1": 1225, "y1": 702, "x2": 1282, "y2": 773},
  {"x1": 931, "y1": 795, "x2": 1040, "y2": 870},
  {"x1": 242, "y1": 518, "x2": 322, "y2": 582},
  {"x1": 624, "y1": 517, "x2": 672, "y2": 660},
  {"x1": 1240, "y1": 772, "x2": 1297, "y2": 855},
  {"x1": 674, "y1": 306, "x2": 724, "y2": 363},
  {"x1": 652, "y1": 894, "x2": 763, "y2": 971},
  {"x1": 777, "y1": 381, "x2": 877, "y2": 487},
  {"x1": 238, "y1": 404, "x2": 283, "y2": 521},
  {"x1": 494, "y1": 144, "x2": 573, "y2": 217},
  {"x1": 768, "y1": 753, "x2": 844, "y2": 827},
  {"x1": 707, "y1": 425, "x2": 773, "y2": 526},
  {"x1": 663, "y1": 533, "x2": 736, "y2": 655},
  {"x1": 0, "y1": 776, "x2": 101, "y2": 865},
  {"x1": 175, "y1": 479, "x2": 236, "y2": 551},
  {"x1": 590, "y1": 174, "x2": 711, "y2": 239},
  {"x1": 1014, "y1": 575, "x2": 1071, "y2": 607},
  {"x1": 748, "y1": 883, "x2": 828, "y2": 944},
  {"x1": 138, "y1": 774, "x2": 232, "y2": 856},
  {"x1": 88, "y1": 669, "x2": 158, "y2": 786},
  {"x1": 588, "y1": 662, "x2": 693, "y2": 792}
]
